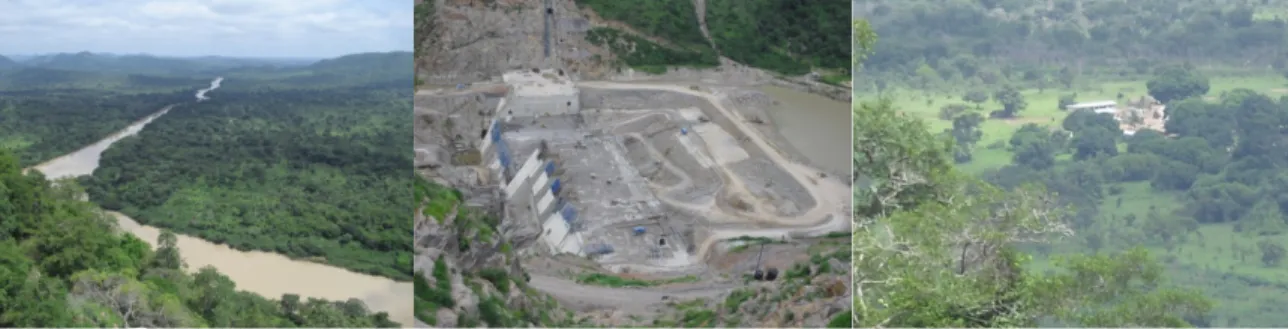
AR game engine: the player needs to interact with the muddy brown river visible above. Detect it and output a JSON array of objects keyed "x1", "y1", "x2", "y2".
[
  {"x1": 29, "y1": 78, "x2": 413, "y2": 326},
  {"x1": 759, "y1": 86, "x2": 851, "y2": 175}
]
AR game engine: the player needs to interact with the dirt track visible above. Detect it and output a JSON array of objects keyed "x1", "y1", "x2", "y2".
[{"x1": 527, "y1": 273, "x2": 737, "y2": 314}]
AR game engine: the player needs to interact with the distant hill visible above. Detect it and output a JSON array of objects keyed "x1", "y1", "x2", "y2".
[
  {"x1": 219, "y1": 51, "x2": 413, "y2": 90},
  {"x1": 0, "y1": 55, "x2": 18, "y2": 70},
  {"x1": 0, "y1": 67, "x2": 209, "y2": 91},
  {"x1": 22, "y1": 52, "x2": 203, "y2": 75},
  {"x1": 307, "y1": 51, "x2": 412, "y2": 79},
  {"x1": 1, "y1": 51, "x2": 412, "y2": 91},
  {"x1": 18, "y1": 52, "x2": 320, "y2": 76}
]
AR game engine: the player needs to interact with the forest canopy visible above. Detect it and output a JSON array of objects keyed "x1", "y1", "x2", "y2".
[
  {"x1": 0, "y1": 149, "x2": 399, "y2": 327},
  {"x1": 82, "y1": 85, "x2": 413, "y2": 280}
]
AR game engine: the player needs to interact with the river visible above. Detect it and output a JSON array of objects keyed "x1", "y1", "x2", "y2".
[
  {"x1": 759, "y1": 86, "x2": 851, "y2": 175},
  {"x1": 29, "y1": 78, "x2": 413, "y2": 326}
]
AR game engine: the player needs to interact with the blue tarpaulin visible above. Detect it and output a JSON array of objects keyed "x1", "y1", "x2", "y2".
[
  {"x1": 680, "y1": 127, "x2": 688, "y2": 135},
  {"x1": 490, "y1": 121, "x2": 502, "y2": 142},
  {"x1": 496, "y1": 140, "x2": 512, "y2": 168},
  {"x1": 545, "y1": 162, "x2": 556, "y2": 175},
  {"x1": 633, "y1": 226, "x2": 646, "y2": 235},
  {"x1": 550, "y1": 178, "x2": 562, "y2": 195},
  {"x1": 560, "y1": 205, "x2": 577, "y2": 223}
]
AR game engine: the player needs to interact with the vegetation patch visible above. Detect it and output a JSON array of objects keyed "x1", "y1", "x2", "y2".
[
  {"x1": 82, "y1": 83, "x2": 413, "y2": 280},
  {"x1": 585, "y1": 27, "x2": 718, "y2": 74},
  {"x1": 417, "y1": 176, "x2": 461, "y2": 222},
  {"x1": 705, "y1": 0, "x2": 849, "y2": 75},
  {"x1": 573, "y1": 0, "x2": 709, "y2": 49},
  {"x1": 574, "y1": 272, "x2": 699, "y2": 287},
  {"x1": 0, "y1": 150, "x2": 398, "y2": 327}
]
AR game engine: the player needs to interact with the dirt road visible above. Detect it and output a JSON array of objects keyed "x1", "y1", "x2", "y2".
[{"x1": 527, "y1": 274, "x2": 738, "y2": 314}]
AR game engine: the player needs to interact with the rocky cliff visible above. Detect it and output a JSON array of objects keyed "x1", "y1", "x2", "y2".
[{"x1": 416, "y1": 0, "x2": 616, "y2": 85}]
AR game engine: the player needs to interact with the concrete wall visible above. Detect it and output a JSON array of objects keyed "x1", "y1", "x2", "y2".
[
  {"x1": 507, "y1": 92, "x2": 580, "y2": 117},
  {"x1": 542, "y1": 213, "x2": 570, "y2": 254},
  {"x1": 559, "y1": 232, "x2": 585, "y2": 255},
  {"x1": 504, "y1": 151, "x2": 543, "y2": 198},
  {"x1": 479, "y1": 98, "x2": 507, "y2": 155},
  {"x1": 487, "y1": 144, "x2": 586, "y2": 256}
]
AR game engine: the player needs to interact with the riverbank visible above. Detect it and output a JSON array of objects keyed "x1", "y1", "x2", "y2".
[{"x1": 26, "y1": 78, "x2": 414, "y2": 327}]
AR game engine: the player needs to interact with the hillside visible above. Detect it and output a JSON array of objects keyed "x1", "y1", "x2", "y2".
[
  {"x1": 0, "y1": 55, "x2": 17, "y2": 69},
  {"x1": 16, "y1": 52, "x2": 315, "y2": 77},
  {"x1": 414, "y1": 0, "x2": 849, "y2": 85},
  {"x1": 219, "y1": 52, "x2": 414, "y2": 91},
  {"x1": 0, "y1": 150, "x2": 398, "y2": 327},
  {"x1": 414, "y1": 176, "x2": 851, "y2": 328},
  {"x1": 856, "y1": 0, "x2": 1288, "y2": 92},
  {"x1": 854, "y1": 1, "x2": 1288, "y2": 326}
]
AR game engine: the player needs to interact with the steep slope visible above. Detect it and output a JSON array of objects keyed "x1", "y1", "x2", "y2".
[
  {"x1": 414, "y1": 177, "x2": 582, "y2": 327},
  {"x1": 415, "y1": 0, "x2": 850, "y2": 99},
  {"x1": 415, "y1": 0, "x2": 615, "y2": 85}
]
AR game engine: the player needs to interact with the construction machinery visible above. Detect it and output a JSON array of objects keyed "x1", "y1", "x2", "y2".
[{"x1": 750, "y1": 243, "x2": 779, "y2": 281}]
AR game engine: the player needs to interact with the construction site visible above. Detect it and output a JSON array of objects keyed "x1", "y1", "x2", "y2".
[
  {"x1": 414, "y1": 0, "x2": 852, "y2": 324},
  {"x1": 414, "y1": 65, "x2": 852, "y2": 325},
  {"x1": 477, "y1": 69, "x2": 850, "y2": 272}
]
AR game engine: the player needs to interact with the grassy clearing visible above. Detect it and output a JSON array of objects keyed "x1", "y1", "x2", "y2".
[
  {"x1": 574, "y1": 273, "x2": 700, "y2": 287},
  {"x1": 860, "y1": 74, "x2": 1288, "y2": 173},
  {"x1": 1027, "y1": 181, "x2": 1288, "y2": 326}
]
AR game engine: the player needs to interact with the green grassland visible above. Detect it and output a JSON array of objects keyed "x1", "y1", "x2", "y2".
[
  {"x1": 864, "y1": 72, "x2": 1288, "y2": 326},
  {"x1": 863, "y1": 74, "x2": 1288, "y2": 173}
]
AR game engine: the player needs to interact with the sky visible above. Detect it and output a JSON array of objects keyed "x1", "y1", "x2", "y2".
[{"x1": 0, "y1": 0, "x2": 412, "y2": 58}]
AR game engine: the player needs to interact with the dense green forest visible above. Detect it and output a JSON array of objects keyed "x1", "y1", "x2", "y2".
[
  {"x1": 82, "y1": 85, "x2": 413, "y2": 280},
  {"x1": 0, "y1": 150, "x2": 398, "y2": 327},
  {"x1": 0, "y1": 90, "x2": 188, "y2": 166},
  {"x1": 852, "y1": 21, "x2": 1215, "y2": 327},
  {"x1": 705, "y1": 0, "x2": 850, "y2": 75},
  {"x1": 856, "y1": 0, "x2": 1288, "y2": 92},
  {"x1": 575, "y1": 0, "x2": 848, "y2": 78},
  {"x1": 856, "y1": 0, "x2": 1288, "y2": 326}
]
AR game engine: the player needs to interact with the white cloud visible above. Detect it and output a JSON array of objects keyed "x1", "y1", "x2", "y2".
[{"x1": 0, "y1": 0, "x2": 412, "y2": 58}]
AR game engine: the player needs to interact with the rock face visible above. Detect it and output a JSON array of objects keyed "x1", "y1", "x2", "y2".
[
  {"x1": 416, "y1": 0, "x2": 615, "y2": 85},
  {"x1": 415, "y1": 176, "x2": 579, "y2": 328},
  {"x1": 414, "y1": 87, "x2": 578, "y2": 327}
]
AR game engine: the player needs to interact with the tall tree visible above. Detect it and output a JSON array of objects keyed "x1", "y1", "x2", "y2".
[
  {"x1": 994, "y1": 86, "x2": 1027, "y2": 118},
  {"x1": 1146, "y1": 66, "x2": 1210, "y2": 104}
]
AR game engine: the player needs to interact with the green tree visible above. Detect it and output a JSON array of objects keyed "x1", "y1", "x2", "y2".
[
  {"x1": 1010, "y1": 124, "x2": 1057, "y2": 170},
  {"x1": 1058, "y1": 94, "x2": 1077, "y2": 110},
  {"x1": 851, "y1": 98, "x2": 1212, "y2": 327},
  {"x1": 1241, "y1": 198, "x2": 1287, "y2": 236},
  {"x1": 993, "y1": 86, "x2": 1027, "y2": 117},
  {"x1": 1071, "y1": 126, "x2": 1119, "y2": 160},
  {"x1": 1258, "y1": 240, "x2": 1286, "y2": 267},
  {"x1": 962, "y1": 90, "x2": 989, "y2": 108},
  {"x1": 1146, "y1": 66, "x2": 1210, "y2": 104},
  {"x1": 937, "y1": 103, "x2": 970, "y2": 120}
]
